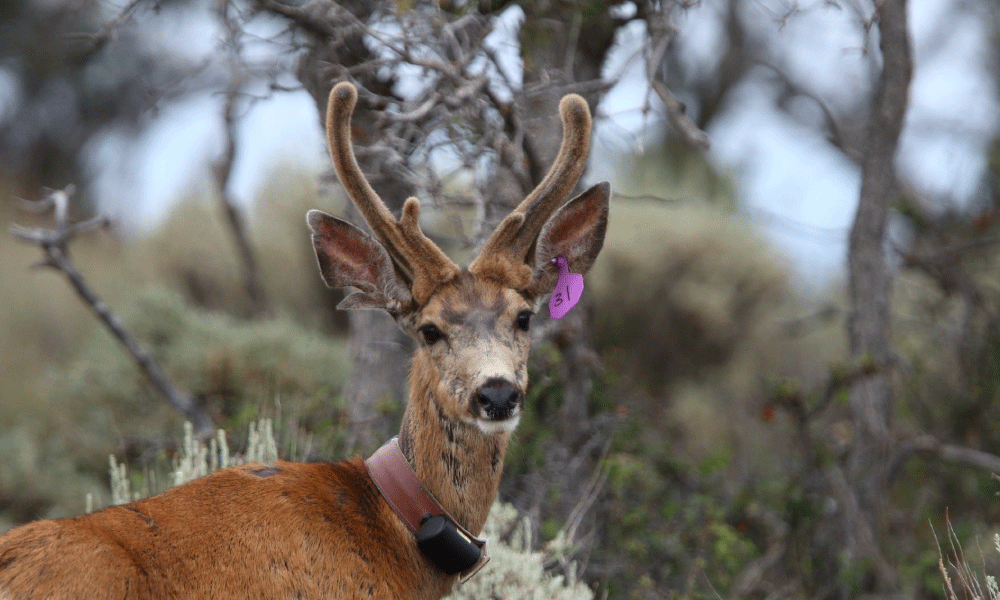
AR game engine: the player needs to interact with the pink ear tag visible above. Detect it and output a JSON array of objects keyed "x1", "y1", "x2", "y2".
[{"x1": 548, "y1": 255, "x2": 584, "y2": 319}]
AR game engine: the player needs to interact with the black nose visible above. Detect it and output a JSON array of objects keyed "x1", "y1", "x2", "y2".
[{"x1": 476, "y1": 381, "x2": 521, "y2": 419}]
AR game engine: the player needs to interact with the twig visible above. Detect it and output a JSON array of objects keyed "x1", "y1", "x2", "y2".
[
  {"x1": 890, "y1": 435, "x2": 1000, "y2": 480},
  {"x1": 612, "y1": 191, "x2": 681, "y2": 204},
  {"x1": 481, "y1": 82, "x2": 537, "y2": 192},
  {"x1": 644, "y1": 7, "x2": 710, "y2": 150},
  {"x1": 71, "y1": 0, "x2": 145, "y2": 58},
  {"x1": 214, "y1": 0, "x2": 269, "y2": 318},
  {"x1": 728, "y1": 510, "x2": 789, "y2": 600},
  {"x1": 826, "y1": 464, "x2": 898, "y2": 587},
  {"x1": 562, "y1": 437, "x2": 612, "y2": 546},
  {"x1": 11, "y1": 186, "x2": 216, "y2": 440},
  {"x1": 770, "y1": 359, "x2": 880, "y2": 427},
  {"x1": 650, "y1": 81, "x2": 711, "y2": 150},
  {"x1": 253, "y1": 0, "x2": 337, "y2": 37},
  {"x1": 774, "y1": 304, "x2": 841, "y2": 338},
  {"x1": 382, "y1": 93, "x2": 442, "y2": 123}
]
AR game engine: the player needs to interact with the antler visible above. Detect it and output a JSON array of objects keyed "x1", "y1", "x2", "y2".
[
  {"x1": 468, "y1": 93, "x2": 593, "y2": 290},
  {"x1": 326, "y1": 82, "x2": 460, "y2": 304}
]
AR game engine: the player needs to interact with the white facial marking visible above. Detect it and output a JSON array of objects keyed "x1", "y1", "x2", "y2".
[{"x1": 475, "y1": 412, "x2": 521, "y2": 435}]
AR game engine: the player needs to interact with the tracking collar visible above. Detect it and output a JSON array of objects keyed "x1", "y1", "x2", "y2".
[{"x1": 365, "y1": 437, "x2": 490, "y2": 582}]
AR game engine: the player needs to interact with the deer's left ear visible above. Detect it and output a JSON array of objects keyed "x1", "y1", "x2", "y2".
[{"x1": 527, "y1": 181, "x2": 610, "y2": 297}]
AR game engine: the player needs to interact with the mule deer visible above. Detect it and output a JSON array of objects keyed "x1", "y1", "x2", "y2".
[{"x1": 0, "y1": 82, "x2": 610, "y2": 600}]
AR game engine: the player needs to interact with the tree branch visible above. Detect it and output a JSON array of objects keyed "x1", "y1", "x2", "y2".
[
  {"x1": 650, "y1": 81, "x2": 710, "y2": 150},
  {"x1": 644, "y1": 6, "x2": 710, "y2": 149},
  {"x1": 826, "y1": 464, "x2": 898, "y2": 587},
  {"x1": 253, "y1": 0, "x2": 337, "y2": 37},
  {"x1": 214, "y1": 0, "x2": 269, "y2": 318},
  {"x1": 728, "y1": 509, "x2": 789, "y2": 600},
  {"x1": 72, "y1": 0, "x2": 146, "y2": 60},
  {"x1": 11, "y1": 187, "x2": 217, "y2": 440},
  {"x1": 891, "y1": 436, "x2": 1000, "y2": 480}
]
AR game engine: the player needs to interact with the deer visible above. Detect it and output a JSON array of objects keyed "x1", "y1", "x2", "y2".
[{"x1": 0, "y1": 81, "x2": 610, "y2": 600}]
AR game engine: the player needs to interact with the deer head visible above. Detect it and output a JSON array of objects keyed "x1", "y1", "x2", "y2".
[{"x1": 308, "y1": 82, "x2": 609, "y2": 443}]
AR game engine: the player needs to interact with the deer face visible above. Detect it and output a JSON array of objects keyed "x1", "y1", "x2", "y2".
[
  {"x1": 408, "y1": 274, "x2": 534, "y2": 434},
  {"x1": 308, "y1": 82, "x2": 610, "y2": 438}
]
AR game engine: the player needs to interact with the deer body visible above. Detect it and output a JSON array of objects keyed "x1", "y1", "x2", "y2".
[
  {"x1": 0, "y1": 83, "x2": 609, "y2": 599},
  {"x1": 0, "y1": 459, "x2": 443, "y2": 599}
]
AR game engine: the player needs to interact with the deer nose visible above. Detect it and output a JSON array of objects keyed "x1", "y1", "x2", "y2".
[{"x1": 476, "y1": 380, "x2": 521, "y2": 419}]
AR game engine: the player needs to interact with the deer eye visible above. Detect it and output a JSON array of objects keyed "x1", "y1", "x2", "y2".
[
  {"x1": 418, "y1": 324, "x2": 444, "y2": 345},
  {"x1": 516, "y1": 311, "x2": 533, "y2": 332}
]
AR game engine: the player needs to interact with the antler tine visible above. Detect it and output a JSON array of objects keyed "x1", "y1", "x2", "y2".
[
  {"x1": 469, "y1": 94, "x2": 592, "y2": 288},
  {"x1": 326, "y1": 82, "x2": 459, "y2": 303}
]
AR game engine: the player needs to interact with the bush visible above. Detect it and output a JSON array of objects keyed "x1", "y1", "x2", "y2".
[
  {"x1": 445, "y1": 501, "x2": 594, "y2": 600},
  {"x1": 0, "y1": 283, "x2": 349, "y2": 523}
]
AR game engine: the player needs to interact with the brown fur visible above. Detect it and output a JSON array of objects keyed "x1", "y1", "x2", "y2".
[
  {"x1": 0, "y1": 461, "x2": 448, "y2": 599},
  {"x1": 0, "y1": 83, "x2": 611, "y2": 599}
]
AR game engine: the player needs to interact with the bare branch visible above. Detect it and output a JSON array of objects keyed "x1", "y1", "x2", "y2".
[
  {"x1": 644, "y1": 6, "x2": 710, "y2": 149},
  {"x1": 728, "y1": 509, "x2": 789, "y2": 600},
  {"x1": 768, "y1": 359, "x2": 881, "y2": 430},
  {"x1": 253, "y1": 0, "x2": 338, "y2": 37},
  {"x1": 213, "y1": 0, "x2": 269, "y2": 318},
  {"x1": 774, "y1": 304, "x2": 841, "y2": 338},
  {"x1": 891, "y1": 436, "x2": 1000, "y2": 479},
  {"x1": 825, "y1": 464, "x2": 898, "y2": 588},
  {"x1": 382, "y1": 93, "x2": 442, "y2": 123},
  {"x1": 11, "y1": 187, "x2": 217, "y2": 440},
  {"x1": 69, "y1": 0, "x2": 146, "y2": 59},
  {"x1": 649, "y1": 81, "x2": 711, "y2": 150}
]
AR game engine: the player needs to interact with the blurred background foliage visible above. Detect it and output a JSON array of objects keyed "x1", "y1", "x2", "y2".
[{"x1": 2, "y1": 1, "x2": 1000, "y2": 599}]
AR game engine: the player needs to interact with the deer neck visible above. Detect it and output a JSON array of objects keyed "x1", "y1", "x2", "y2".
[{"x1": 397, "y1": 357, "x2": 510, "y2": 536}]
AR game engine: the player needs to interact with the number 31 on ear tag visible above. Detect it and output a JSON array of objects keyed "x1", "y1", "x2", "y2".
[{"x1": 548, "y1": 255, "x2": 584, "y2": 320}]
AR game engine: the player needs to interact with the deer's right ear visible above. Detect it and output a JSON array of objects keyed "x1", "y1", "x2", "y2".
[{"x1": 307, "y1": 210, "x2": 413, "y2": 312}]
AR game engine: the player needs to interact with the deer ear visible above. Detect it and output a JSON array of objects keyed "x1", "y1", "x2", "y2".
[
  {"x1": 307, "y1": 210, "x2": 413, "y2": 311},
  {"x1": 528, "y1": 182, "x2": 610, "y2": 297}
]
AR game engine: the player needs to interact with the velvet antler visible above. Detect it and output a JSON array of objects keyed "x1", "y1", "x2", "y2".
[
  {"x1": 468, "y1": 94, "x2": 593, "y2": 290},
  {"x1": 326, "y1": 82, "x2": 460, "y2": 304}
]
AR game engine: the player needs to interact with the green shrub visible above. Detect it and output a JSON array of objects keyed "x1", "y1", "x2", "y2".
[{"x1": 0, "y1": 283, "x2": 349, "y2": 524}]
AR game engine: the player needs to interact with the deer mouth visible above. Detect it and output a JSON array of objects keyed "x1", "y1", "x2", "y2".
[
  {"x1": 471, "y1": 379, "x2": 523, "y2": 433},
  {"x1": 475, "y1": 411, "x2": 521, "y2": 435}
]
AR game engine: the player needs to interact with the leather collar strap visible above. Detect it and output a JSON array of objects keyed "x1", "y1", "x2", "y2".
[{"x1": 365, "y1": 437, "x2": 490, "y2": 582}]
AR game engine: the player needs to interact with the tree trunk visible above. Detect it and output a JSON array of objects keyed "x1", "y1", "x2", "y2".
[
  {"x1": 845, "y1": 0, "x2": 911, "y2": 591},
  {"x1": 341, "y1": 310, "x2": 411, "y2": 450},
  {"x1": 516, "y1": 4, "x2": 616, "y2": 447}
]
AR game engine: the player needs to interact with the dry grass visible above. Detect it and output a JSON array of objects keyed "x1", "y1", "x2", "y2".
[{"x1": 935, "y1": 515, "x2": 1000, "y2": 600}]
